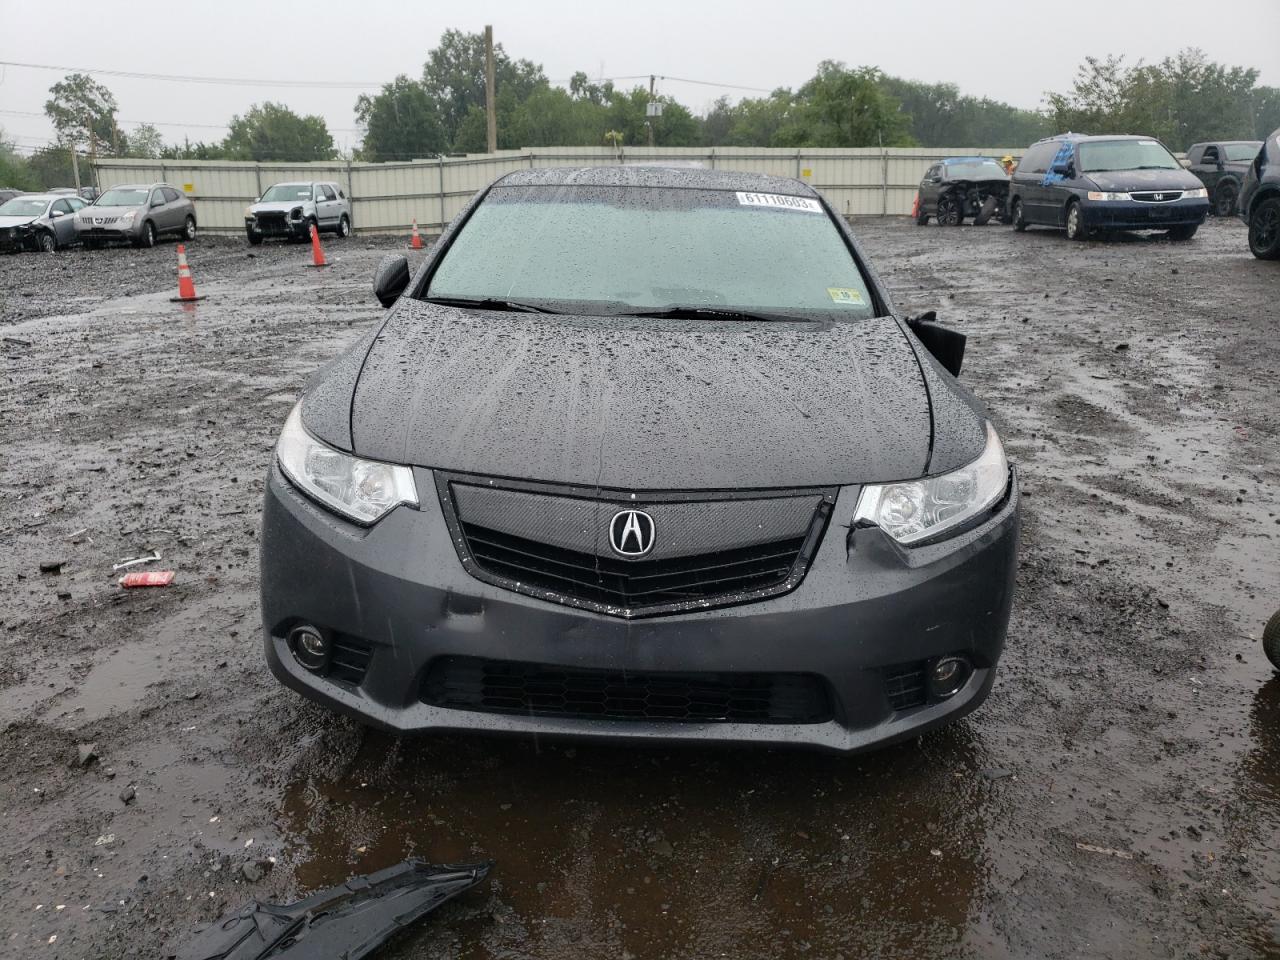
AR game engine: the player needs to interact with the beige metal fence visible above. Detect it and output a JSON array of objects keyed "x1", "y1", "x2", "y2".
[{"x1": 91, "y1": 146, "x2": 1023, "y2": 235}]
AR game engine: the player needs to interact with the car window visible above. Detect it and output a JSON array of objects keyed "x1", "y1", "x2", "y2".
[
  {"x1": 926, "y1": 165, "x2": 941, "y2": 180},
  {"x1": 1224, "y1": 143, "x2": 1261, "y2": 162},
  {"x1": 151, "y1": 190, "x2": 166, "y2": 206},
  {"x1": 162, "y1": 187, "x2": 182, "y2": 203},
  {"x1": 426, "y1": 184, "x2": 877, "y2": 319},
  {"x1": 1078, "y1": 139, "x2": 1180, "y2": 172},
  {"x1": 52, "y1": 199, "x2": 72, "y2": 214},
  {"x1": 337, "y1": 188, "x2": 346, "y2": 199},
  {"x1": 98, "y1": 188, "x2": 150, "y2": 206},
  {"x1": 67, "y1": 197, "x2": 86, "y2": 210},
  {"x1": 321, "y1": 185, "x2": 337, "y2": 201},
  {"x1": 1023, "y1": 143, "x2": 1054, "y2": 175},
  {"x1": 260, "y1": 184, "x2": 313, "y2": 202},
  {"x1": 0, "y1": 197, "x2": 49, "y2": 216},
  {"x1": 1202, "y1": 145, "x2": 1219, "y2": 163}
]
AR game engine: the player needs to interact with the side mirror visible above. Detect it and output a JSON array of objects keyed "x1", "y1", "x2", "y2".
[
  {"x1": 50, "y1": 209, "x2": 64, "y2": 218},
  {"x1": 373, "y1": 254, "x2": 411, "y2": 308},
  {"x1": 1050, "y1": 162, "x2": 1074, "y2": 178},
  {"x1": 907, "y1": 311, "x2": 966, "y2": 378}
]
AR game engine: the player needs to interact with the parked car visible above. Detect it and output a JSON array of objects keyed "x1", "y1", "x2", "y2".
[
  {"x1": 76, "y1": 183, "x2": 197, "y2": 248},
  {"x1": 258, "y1": 166, "x2": 1020, "y2": 754},
  {"x1": 1240, "y1": 128, "x2": 1280, "y2": 260},
  {"x1": 915, "y1": 157, "x2": 1011, "y2": 226},
  {"x1": 0, "y1": 193, "x2": 87, "y2": 252},
  {"x1": 1008, "y1": 134, "x2": 1209, "y2": 241},
  {"x1": 244, "y1": 181, "x2": 351, "y2": 244},
  {"x1": 1186, "y1": 140, "x2": 1263, "y2": 216},
  {"x1": 0, "y1": 188, "x2": 25, "y2": 204}
]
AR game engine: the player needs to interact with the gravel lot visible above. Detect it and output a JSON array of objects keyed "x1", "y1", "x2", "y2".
[{"x1": 1, "y1": 218, "x2": 1277, "y2": 959}]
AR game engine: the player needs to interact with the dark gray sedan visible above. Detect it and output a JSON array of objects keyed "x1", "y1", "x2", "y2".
[{"x1": 259, "y1": 166, "x2": 1020, "y2": 753}]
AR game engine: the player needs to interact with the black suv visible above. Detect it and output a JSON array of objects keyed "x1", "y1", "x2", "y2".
[
  {"x1": 1186, "y1": 140, "x2": 1262, "y2": 216},
  {"x1": 1240, "y1": 128, "x2": 1280, "y2": 260},
  {"x1": 914, "y1": 157, "x2": 1011, "y2": 226},
  {"x1": 1008, "y1": 134, "x2": 1209, "y2": 241}
]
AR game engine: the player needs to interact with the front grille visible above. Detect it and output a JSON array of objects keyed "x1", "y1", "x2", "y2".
[
  {"x1": 1131, "y1": 191, "x2": 1182, "y2": 203},
  {"x1": 884, "y1": 661, "x2": 928, "y2": 711},
  {"x1": 328, "y1": 634, "x2": 373, "y2": 686},
  {"x1": 254, "y1": 212, "x2": 297, "y2": 236},
  {"x1": 438, "y1": 475, "x2": 835, "y2": 618},
  {"x1": 422, "y1": 657, "x2": 832, "y2": 724}
]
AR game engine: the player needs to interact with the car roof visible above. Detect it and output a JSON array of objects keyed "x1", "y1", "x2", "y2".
[
  {"x1": 1034, "y1": 133, "x2": 1164, "y2": 145},
  {"x1": 5, "y1": 193, "x2": 55, "y2": 203},
  {"x1": 495, "y1": 165, "x2": 819, "y2": 197}
]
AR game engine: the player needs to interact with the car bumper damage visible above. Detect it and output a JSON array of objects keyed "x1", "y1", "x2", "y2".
[
  {"x1": 260, "y1": 462, "x2": 1020, "y2": 754},
  {"x1": 0, "y1": 225, "x2": 38, "y2": 251}
]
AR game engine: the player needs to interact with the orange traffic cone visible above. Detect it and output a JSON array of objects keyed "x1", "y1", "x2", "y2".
[
  {"x1": 910, "y1": 192, "x2": 921, "y2": 219},
  {"x1": 308, "y1": 222, "x2": 328, "y2": 268},
  {"x1": 410, "y1": 219, "x2": 423, "y2": 250},
  {"x1": 169, "y1": 244, "x2": 206, "y2": 302}
]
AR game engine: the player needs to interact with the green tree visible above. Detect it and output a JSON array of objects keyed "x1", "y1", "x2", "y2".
[
  {"x1": 25, "y1": 144, "x2": 76, "y2": 189},
  {"x1": 1253, "y1": 86, "x2": 1280, "y2": 139},
  {"x1": 0, "y1": 131, "x2": 40, "y2": 190},
  {"x1": 355, "y1": 75, "x2": 447, "y2": 161},
  {"x1": 44, "y1": 73, "x2": 119, "y2": 155},
  {"x1": 223, "y1": 102, "x2": 335, "y2": 161},
  {"x1": 422, "y1": 29, "x2": 547, "y2": 150},
  {"x1": 779, "y1": 62, "x2": 912, "y2": 147},
  {"x1": 125, "y1": 123, "x2": 165, "y2": 159}
]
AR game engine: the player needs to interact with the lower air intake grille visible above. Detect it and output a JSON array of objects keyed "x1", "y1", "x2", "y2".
[
  {"x1": 422, "y1": 657, "x2": 832, "y2": 724},
  {"x1": 883, "y1": 661, "x2": 928, "y2": 712},
  {"x1": 328, "y1": 634, "x2": 373, "y2": 687}
]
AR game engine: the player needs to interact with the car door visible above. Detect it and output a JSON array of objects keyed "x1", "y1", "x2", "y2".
[
  {"x1": 1198, "y1": 145, "x2": 1222, "y2": 192},
  {"x1": 920, "y1": 164, "x2": 942, "y2": 213},
  {"x1": 50, "y1": 198, "x2": 77, "y2": 244},
  {"x1": 320, "y1": 184, "x2": 340, "y2": 226},
  {"x1": 148, "y1": 188, "x2": 171, "y2": 233},
  {"x1": 64, "y1": 197, "x2": 87, "y2": 243},
  {"x1": 162, "y1": 187, "x2": 186, "y2": 231},
  {"x1": 1014, "y1": 143, "x2": 1051, "y2": 222}
]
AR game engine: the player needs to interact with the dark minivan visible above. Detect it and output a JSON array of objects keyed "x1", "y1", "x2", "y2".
[
  {"x1": 1240, "y1": 129, "x2": 1280, "y2": 260},
  {"x1": 1009, "y1": 134, "x2": 1209, "y2": 241}
]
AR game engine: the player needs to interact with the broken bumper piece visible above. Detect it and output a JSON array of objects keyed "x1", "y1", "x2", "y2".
[{"x1": 171, "y1": 858, "x2": 492, "y2": 960}]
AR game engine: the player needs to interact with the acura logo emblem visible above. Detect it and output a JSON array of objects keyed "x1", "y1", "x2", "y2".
[{"x1": 609, "y1": 509, "x2": 655, "y2": 557}]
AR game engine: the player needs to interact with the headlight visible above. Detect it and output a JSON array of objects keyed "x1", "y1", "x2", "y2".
[
  {"x1": 291, "y1": 206, "x2": 303, "y2": 220},
  {"x1": 120, "y1": 211, "x2": 135, "y2": 225},
  {"x1": 275, "y1": 403, "x2": 418, "y2": 524},
  {"x1": 244, "y1": 206, "x2": 255, "y2": 218},
  {"x1": 853, "y1": 422, "x2": 1008, "y2": 545},
  {"x1": 1184, "y1": 187, "x2": 1208, "y2": 199},
  {"x1": 1086, "y1": 191, "x2": 1131, "y2": 201}
]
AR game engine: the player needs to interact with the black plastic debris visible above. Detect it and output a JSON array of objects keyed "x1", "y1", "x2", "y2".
[{"x1": 171, "y1": 858, "x2": 492, "y2": 960}]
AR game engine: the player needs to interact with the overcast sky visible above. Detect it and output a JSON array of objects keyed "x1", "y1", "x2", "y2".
[{"x1": 3, "y1": 0, "x2": 1277, "y2": 155}]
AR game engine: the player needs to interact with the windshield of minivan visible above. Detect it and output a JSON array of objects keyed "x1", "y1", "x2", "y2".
[
  {"x1": 1078, "y1": 139, "x2": 1180, "y2": 172},
  {"x1": 1224, "y1": 143, "x2": 1262, "y2": 162},
  {"x1": 96, "y1": 188, "x2": 150, "y2": 206},
  {"x1": 426, "y1": 185, "x2": 876, "y2": 319},
  {"x1": 0, "y1": 197, "x2": 48, "y2": 217},
  {"x1": 261, "y1": 184, "x2": 313, "y2": 202}
]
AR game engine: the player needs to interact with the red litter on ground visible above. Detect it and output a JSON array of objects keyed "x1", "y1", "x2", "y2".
[{"x1": 119, "y1": 570, "x2": 175, "y2": 588}]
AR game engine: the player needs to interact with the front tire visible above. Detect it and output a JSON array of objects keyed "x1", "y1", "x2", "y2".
[
  {"x1": 38, "y1": 231, "x2": 56, "y2": 253},
  {"x1": 1248, "y1": 197, "x2": 1280, "y2": 260},
  {"x1": 1012, "y1": 198, "x2": 1028, "y2": 232},
  {"x1": 1265, "y1": 609, "x2": 1280, "y2": 670},
  {"x1": 1065, "y1": 201, "x2": 1088, "y2": 241},
  {"x1": 183, "y1": 216, "x2": 197, "y2": 241},
  {"x1": 1213, "y1": 183, "x2": 1237, "y2": 217},
  {"x1": 246, "y1": 230, "x2": 264, "y2": 246},
  {"x1": 937, "y1": 193, "x2": 963, "y2": 226},
  {"x1": 136, "y1": 221, "x2": 156, "y2": 248},
  {"x1": 1166, "y1": 224, "x2": 1198, "y2": 242},
  {"x1": 337, "y1": 214, "x2": 351, "y2": 238}
]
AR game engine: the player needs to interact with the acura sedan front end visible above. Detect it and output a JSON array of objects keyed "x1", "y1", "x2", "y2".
[{"x1": 260, "y1": 166, "x2": 1020, "y2": 753}]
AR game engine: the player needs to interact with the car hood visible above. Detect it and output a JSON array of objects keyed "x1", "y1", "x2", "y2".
[
  {"x1": 1084, "y1": 169, "x2": 1203, "y2": 192},
  {"x1": 0, "y1": 215, "x2": 39, "y2": 227},
  {"x1": 251, "y1": 201, "x2": 311, "y2": 215},
  {"x1": 306, "y1": 302, "x2": 957, "y2": 490},
  {"x1": 83, "y1": 205, "x2": 142, "y2": 217}
]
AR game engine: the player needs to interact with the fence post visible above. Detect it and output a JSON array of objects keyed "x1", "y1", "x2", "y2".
[
  {"x1": 437, "y1": 156, "x2": 446, "y2": 232},
  {"x1": 881, "y1": 149, "x2": 889, "y2": 216},
  {"x1": 795, "y1": 150, "x2": 801, "y2": 178},
  {"x1": 709, "y1": 148, "x2": 716, "y2": 170}
]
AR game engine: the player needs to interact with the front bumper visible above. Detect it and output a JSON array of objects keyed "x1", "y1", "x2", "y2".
[
  {"x1": 76, "y1": 222, "x2": 141, "y2": 243},
  {"x1": 1081, "y1": 197, "x2": 1209, "y2": 230},
  {"x1": 260, "y1": 464, "x2": 1020, "y2": 753},
  {"x1": 0, "y1": 226, "x2": 37, "y2": 251},
  {"x1": 246, "y1": 215, "x2": 309, "y2": 239}
]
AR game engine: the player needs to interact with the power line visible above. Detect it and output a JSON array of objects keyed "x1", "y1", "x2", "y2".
[
  {"x1": 0, "y1": 59, "x2": 384, "y2": 89},
  {"x1": 0, "y1": 108, "x2": 362, "y2": 134}
]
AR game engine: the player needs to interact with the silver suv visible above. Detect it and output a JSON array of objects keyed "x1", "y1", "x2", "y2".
[
  {"x1": 76, "y1": 183, "x2": 197, "y2": 248},
  {"x1": 245, "y1": 181, "x2": 351, "y2": 244}
]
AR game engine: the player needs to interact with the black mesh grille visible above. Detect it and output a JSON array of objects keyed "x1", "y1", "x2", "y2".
[
  {"x1": 422, "y1": 657, "x2": 832, "y2": 724},
  {"x1": 460, "y1": 521, "x2": 805, "y2": 612},
  {"x1": 1131, "y1": 191, "x2": 1182, "y2": 203},
  {"x1": 254, "y1": 212, "x2": 296, "y2": 236},
  {"x1": 328, "y1": 634, "x2": 373, "y2": 687},
  {"x1": 884, "y1": 661, "x2": 928, "y2": 712}
]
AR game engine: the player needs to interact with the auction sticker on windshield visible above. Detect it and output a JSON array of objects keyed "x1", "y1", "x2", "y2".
[{"x1": 735, "y1": 192, "x2": 822, "y2": 213}]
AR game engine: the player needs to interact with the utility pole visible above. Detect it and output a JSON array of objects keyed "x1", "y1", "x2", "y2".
[
  {"x1": 70, "y1": 144, "x2": 81, "y2": 191},
  {"x1": 484, "y1": 25, "x2": 497, "y2": 154}
]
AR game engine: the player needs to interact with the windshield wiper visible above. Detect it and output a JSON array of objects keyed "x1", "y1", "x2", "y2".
[
  {"x1": 615, "y1": 305, "x2": 797, "y2": 323},
  {"x1": 423, "y1": 296, "x2": 563, "y2": 314}
]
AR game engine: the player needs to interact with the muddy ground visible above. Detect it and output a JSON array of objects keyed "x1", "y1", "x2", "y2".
[{"x1": 1, "y1": 218, "x2": 1277, "y2": 959}]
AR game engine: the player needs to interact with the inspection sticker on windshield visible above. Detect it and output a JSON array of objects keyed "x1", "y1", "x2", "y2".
[
  {"x1": 735, "y1": 192, "x2": 822, "y2": 213},
  {"x1": 827, "y1": 287, "x2": 865, "y2": 306}
]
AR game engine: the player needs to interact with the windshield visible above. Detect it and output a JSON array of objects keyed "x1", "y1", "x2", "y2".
[
  {"x1": 946, "y1": 161, "x2": 1007, "y2": 180},
  {"x1": 1078, "y1": 139, "x2": 1179, "y2": 172},
  {"x1": 97, "y1": 188, "x2": 150, "y2": 207},
  {"x1": 0, "y1": 197, "x2": 48, "y2": 217},
  {"x1": 425, "y1": 185, "x2": 875, "y2": 319},
  {"x1": 261, "y1": 183, "x2": 314, "y2": 202},
  {"x1": 1224, "y1": 143, "x2": 1262, "y2": 162}
]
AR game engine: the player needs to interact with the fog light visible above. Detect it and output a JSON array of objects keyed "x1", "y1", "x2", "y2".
[
  {"x1": 289, "y1": 625, "x2": 329, "y2": 672},
  {"x1": 929, "y1": 656, "x2": 970, "y2": 699}
]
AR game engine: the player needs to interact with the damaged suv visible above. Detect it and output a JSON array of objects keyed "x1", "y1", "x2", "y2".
[
  {"x1": 915, "y1": 157, "x2": 1011, "y2": 226},
  {"x1": 259, "y1": 167, "x2": 1020, "y2": 754},
  {"x1": 245, "y1": 181, "x2": 351, "y2": 244}
]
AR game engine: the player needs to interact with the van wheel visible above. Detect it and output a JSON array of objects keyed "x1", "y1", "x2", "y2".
[
  {"x1": 1011, "y1": 198, "x2": 1028, "y2": 232},
  {"x1": 1213, "y1": 183, "x2": 1237, "y2": 217},
  {"x1": 1248, "y1": 197, "x2": 1280, "y2": 260},
  {"x1": 937, "y1": 194, "x2": 963, "y2": 225},
  {"x1": 337, "y1": 214, "x2": 351, "y2": 238},
  {"x1": 1166, "y1": 224, "x2": 1198, "y2": 242},
  {"x1": 1264, "y1": 609, "x2": 1280, "y2": 670},
  {"x1": 38, "y1": 231, "x2": 57, "y2": 253},
  {"x1": 1065, "y1": 201, "x2": 1088, "y2": 241}
]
